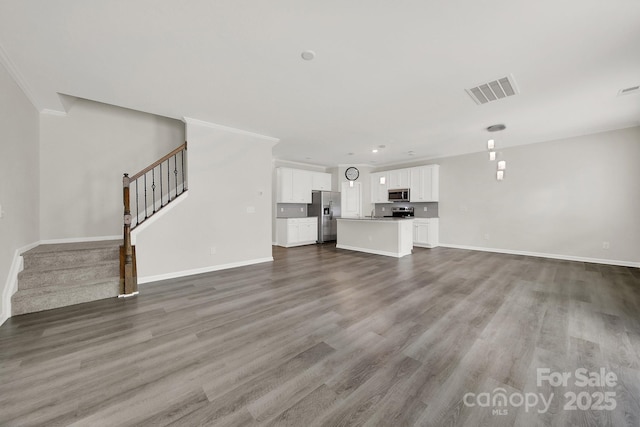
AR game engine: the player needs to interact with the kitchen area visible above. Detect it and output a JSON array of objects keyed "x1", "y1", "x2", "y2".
[{"x1": 274, "y1": 164, "x2": 440, "y2": 257}]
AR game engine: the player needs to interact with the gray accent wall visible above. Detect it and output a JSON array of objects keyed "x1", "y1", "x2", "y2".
[{"x1": 0, "y1": 63, "x2": 40, "y2": 324}]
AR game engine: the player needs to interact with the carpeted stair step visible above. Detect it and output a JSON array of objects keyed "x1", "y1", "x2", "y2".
[
  {"x1": 11, "y1": 279, "x2": 120, "y2": 316},
  {"x1": 17, "y1": 261, "x2": 119, "y2": 290},
  {"x1": 12, "y1": 240, "x2": 123, "y2": 316},
  {"x1": 22, "y1": 240, "x2": 121, "y2": 270}
]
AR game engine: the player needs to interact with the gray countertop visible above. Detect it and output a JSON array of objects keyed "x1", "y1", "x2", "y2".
[{"x1": 337, "y1": 217, "x2": 414, "y2": 222}]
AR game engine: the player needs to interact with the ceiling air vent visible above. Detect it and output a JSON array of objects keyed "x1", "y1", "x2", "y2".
[
  {"x1": 618, "y1": 85, "x2": 640, "y2": 96},
  {"x1": 466, "y1": 75, "x2": 519, "y2": 105}
]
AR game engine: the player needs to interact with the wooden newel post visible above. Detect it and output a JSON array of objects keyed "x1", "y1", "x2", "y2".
[{"x1": 120, "y1": 173, "x2": 138, "y2": 295}]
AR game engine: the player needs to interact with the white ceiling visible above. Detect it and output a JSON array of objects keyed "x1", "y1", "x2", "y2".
[{"x1": 1, "y1": 0, "x2": 639, "y2": 167}]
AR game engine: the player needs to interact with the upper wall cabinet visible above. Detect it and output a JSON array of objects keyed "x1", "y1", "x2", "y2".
[
  {"x1": 410, "y1": 165, "x2": 439, "y2": 202},
  {"x1": 311, "y1": 171, "x2": 332, "y2": 191},
  {"x1": 388, "y1": 168, "x2": 411, "y2": 189},
  {"x1": 370, "y1": 171, "x2": 389, "y2": 203},
  {"x1": 277, "y1": 167, "x2": 332, "y2": 203}
]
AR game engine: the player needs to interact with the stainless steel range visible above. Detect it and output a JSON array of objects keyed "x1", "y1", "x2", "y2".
[{"x1": 391, "y1": 206, "x2": 414, "y2": 218}]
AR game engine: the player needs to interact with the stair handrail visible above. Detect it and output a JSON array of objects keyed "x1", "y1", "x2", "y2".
[{"x1": 120, "y1": 141, "x2": 188, "y2": 295}]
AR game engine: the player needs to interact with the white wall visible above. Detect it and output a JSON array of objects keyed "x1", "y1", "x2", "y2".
[
  {"x1": 434, "y1": 126, "x2": 639, "y2": 266},
  {"x1": 39, "y1": 99, "x2": 184, "y2": 240},
  {"x1": 135, "y1": 119, "x2": 278, "y2": 281},
  {"x1": 0, "y1": 63, "x2": 40, "y2": 323}
]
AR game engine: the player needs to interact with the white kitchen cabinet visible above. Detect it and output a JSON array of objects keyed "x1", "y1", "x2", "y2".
[
  {"x1": 413, "y1": 218, "x2": 439, "y2": 248},
  {"x1": 410, "y1": 165, "x2": 439, "y2": 202},
  {"x1": 276, "y1": 217, "x2": 318, "y2": 247},
  {"x1": 388, "y1": 168, "x2": 411, "y2": 190},
  {"x1": 370, "y1": 172, "x2": 389, "y2": 203},
  {"x1": 292, "y1": 169, "x2": 312, "y2": 203},
  {"x1": 311, "y1": 172, "x2": 332, "y2": 191},
  {"x1": 277, "y1": 168, "x2": 312, "y2": 203},
  {"x1": 341, "y1": 181, "x2": 362, "y2": 218}
]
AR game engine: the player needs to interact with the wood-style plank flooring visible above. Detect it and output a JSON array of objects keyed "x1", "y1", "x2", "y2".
[{"x1": 1, "y1": 245, "x2": 639, "y2": 426}]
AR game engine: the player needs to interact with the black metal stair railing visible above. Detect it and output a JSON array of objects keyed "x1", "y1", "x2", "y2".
[{"x1": 120, "y1": 142, "x2": 187, "y2": 295}]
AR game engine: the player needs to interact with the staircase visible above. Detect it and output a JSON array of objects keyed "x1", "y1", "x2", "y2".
[
  {"x1": 11, "y1": 240, "x2": 121, "y2": 316},
  {"x1": 9, "y1": 142, "x2": 188, "y2": 317}
]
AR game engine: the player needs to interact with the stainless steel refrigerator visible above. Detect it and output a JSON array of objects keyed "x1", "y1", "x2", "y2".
[{"x1": 308, "y1": 191, "x2": 341, "y2": 243}]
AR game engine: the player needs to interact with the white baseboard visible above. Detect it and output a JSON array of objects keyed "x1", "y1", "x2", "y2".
[
  {"x1": 336, "y1": 244, "x2": 411, "y2": 258},
  {"x1": 39, "y1": 235, "x2": 122, "y2": 245},
  {"x1": 1, "y1": 241, "x2": 40, "y2": 326},
  {"x1": 438, "y1": 243, "x2": 640, "y2": 268},
  {"x1": 138, "y1": 257, "x2": 274, "y2": 284}
]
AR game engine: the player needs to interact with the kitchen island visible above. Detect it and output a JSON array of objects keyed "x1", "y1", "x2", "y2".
[{"x1": 336, "y1": 217, "x2": 414, "y2": 258}]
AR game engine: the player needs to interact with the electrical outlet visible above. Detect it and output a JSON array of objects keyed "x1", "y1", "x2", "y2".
[
  {"x1": 484, "y1": 233, "x2": 490, "y2": 241},
  {"x1": 246, "y1": 206, "x2": 256, "y2": 213},
  {"x1": 300, "y1": 207, "x2": 304, "y2": 212},
  {"x1": 602, "y1": 241, "x2": 610, "y2": 249},
  {"x1": 423, "y1": 206, "x2": 428, "y2": 212},
  {"x1": 280, "y1": 207, "x2": 284, "y2": 212},
  {"x1": 382, "y1": 207, "x2": 386, "y2": 211},
  {"x1": 210, "y1": 247, "x2": 217, "y2": 255}
]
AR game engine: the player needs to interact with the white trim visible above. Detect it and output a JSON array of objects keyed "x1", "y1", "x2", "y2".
[
  {"x1": 39, "y1": 235, "x2": 122, "y2": 245},
  {"x1": 0, "y1": 41, "x2": 42, "y2": 111},
  {"x1": 182, "y1": 117, "x2": 280, "y2": 144},
  {"x1": 276, "y1": 241, "x2": 318, "y2": 248},
  {"x1": 413, "y1": 243, "x2": 438, "y2": 249},
  {"x1": 118, "y1": 291, "x2": 139, "y2": 298},
  {"x1": 40, "y1": 108, "x2": 67, "y2": 117},
  {"x1": 131, "y1": 192, "x2": 189, "y2": 244},
  {"x1": 272, "y1": 159, "x2": 328, "y2": 171},
  {"x1": 1, "y1": 241, "x2": 40, "y2": 326},
  {"x1": 336, "y1": 244, "x2": 411, "y2": 258},
  {"x1": 138, "y1": 257, "x2": 274, "y2": 284},
  {"x1": 438, "y1": 243, "x2": 640, "y2": 268}
]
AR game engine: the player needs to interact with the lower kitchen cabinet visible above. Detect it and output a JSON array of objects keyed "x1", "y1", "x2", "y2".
[
  {"x1": 276, "y1": 217, "x2": 318, "y2": 247},
  {"x1": 413, "y1": 218, "x2": 439, "y2": 248}
]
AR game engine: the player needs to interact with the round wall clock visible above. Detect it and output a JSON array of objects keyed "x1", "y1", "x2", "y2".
[{"x1": 345, "y1": 167, "x2": 359, "y2": 181}]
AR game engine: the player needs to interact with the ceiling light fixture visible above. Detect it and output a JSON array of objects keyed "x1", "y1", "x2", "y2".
[
  {"x1": 487, "y1": 139, "x2": 495, "y2": 150},
  {"x1": 497, "y1": 160, "x2": 506, "y2": 170},
  {"x1": 301, "y1": 50, "x2": 316, "y2": 61},
  {"x1": 372, "y1": 149, "x2": 378, "y2": 153},
  {"x1": 487, "y1": 124, "x2": 506, "y2": 132},
  {"x1": 489, "y1": 151, "x2": 496, "y2": 161}
]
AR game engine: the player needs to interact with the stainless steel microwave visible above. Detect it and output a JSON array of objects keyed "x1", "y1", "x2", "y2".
[{"x1": 388, "y1": 189, "x2": 410, "y2": 202}]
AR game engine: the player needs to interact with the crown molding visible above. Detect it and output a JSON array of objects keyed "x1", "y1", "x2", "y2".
[
  {"x1": 183, "y1": 117, "x2": 280, "y2": 144},
  {"x1": 40, "y1": 109, "x2": 67, "y2": 117},
  {"x1": 272, "y1": 158, "x2": 328, "y2": 170},
  {"x1": 0, "y1": 41, "x2": 42, "y2": 112}
]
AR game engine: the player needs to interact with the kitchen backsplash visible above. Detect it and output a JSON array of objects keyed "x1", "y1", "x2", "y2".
[
  {"x1": 276, "y1": 203, "x2": 308, "y2": 218},
  {"x1": 374, "y1": 202, "x2": 439, "y2": 218}
]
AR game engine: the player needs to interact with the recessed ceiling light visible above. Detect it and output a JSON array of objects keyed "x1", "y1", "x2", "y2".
[
  {"x1": 347, "y1": 152, "x2": 354, "y2": 156},
  {"x1": 378, "y1": 145, "x2": 386, "y2": 149},
  {"x1": 408, "y1": 151, "x2": 415, "y2": 156},
  {"x1": 372, "y1": 149, "x2": 378, "y2": 153},
  {"x1": 487, "y1": 124, "x2": 506, "y2": 132},
  {"x1": 301, "y1": 50, "x2": 316, "y2": 61},
  {"x1": 618, "y1": 85, "x2": 640, "y2": 96}
]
